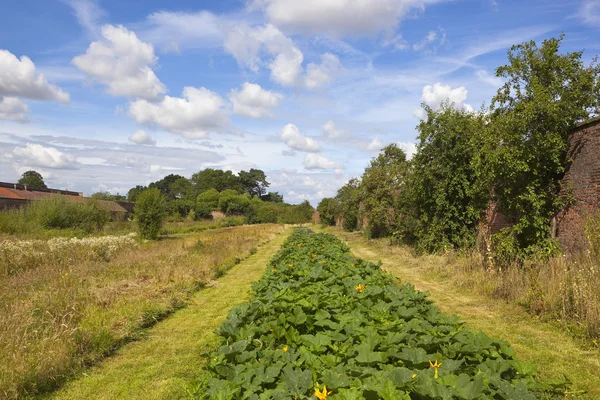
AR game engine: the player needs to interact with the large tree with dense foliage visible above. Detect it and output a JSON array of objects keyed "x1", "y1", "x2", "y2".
[
  {"x1": 487, "y1": 35, "x2": 600, "y2": 259},
  {"x1": 18, "y1": 170, "x2": 47, "y2": 189},
  {"x1": 360, "y1": 144, "x2": 409, "y2": 238},
  {"x1": 191, "y1": 169, "x2": 242, "y2": 194},
  {"x1": 239, "y1": 168, "x2": 270, "y2": 197},
  {"x1": 335, "y1": 178, "x2": 361, "y2": 231},
  {"x1": 316, "y1": 197, "x2": 339, "y2": 226},
  {"x1": 407, "y1": 103, "x2": 489, "y2": 252}
]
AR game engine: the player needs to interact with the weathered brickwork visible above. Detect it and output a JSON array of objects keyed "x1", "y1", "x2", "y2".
[
  {"x1": 481, "y1": 117, "x2": 600, "y2": 255},
  {"x1": 556, "y1": 116, "x2": 600, "y2": 253}
]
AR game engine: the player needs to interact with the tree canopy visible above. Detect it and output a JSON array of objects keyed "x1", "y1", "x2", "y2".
[{"x1": 18, "y1": 170, "x2": 47, "y2": 189}]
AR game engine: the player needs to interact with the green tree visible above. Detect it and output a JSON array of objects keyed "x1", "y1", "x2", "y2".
[
  {"x1": 261, "y1": 191, "x2": 284, "y2": 203},
  {"x1": 196, "y1": 189, "x2": 220, "y2": 210},
  {"x1": 149, "y1": 174, "x2": 186, "y2": 201},
  {"x1": 18, "y1": 170, "x2": 47, "y2": 189},
  {"x1": 90, "y1": 191, "x2": 126, "y2": 201},
  {"x1": 127, "y1": 185, "x2": 147, "y2": 202},
  {"x1": 360, "y1": 144, "x2": 409, "y2": 238},
  {"x1": 408, "y1": 103, "x2": 489, "y2": 252},
  {"x1": 239, "y1": 169, "x2": 270, "y2": 197},
  {"x1": 317, "y1": 197, "x2": 339, "y2": 226},
  {"x1": 335, "y1": 178, "x2": 361, "y2": 231},
  {"x1": 134, "y1": 188, "x2": 166, "y2": 240},
  {"x1": 487, "y1": 35, "x2": 600, "y2": 258},
  {"x1": 191, "y1": 169, "x2": 242, "y2": 194}
]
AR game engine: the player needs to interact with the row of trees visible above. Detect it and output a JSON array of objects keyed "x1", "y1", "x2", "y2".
[{"x1": 319, "y1": 35, "x2": 600, "y2": 262}]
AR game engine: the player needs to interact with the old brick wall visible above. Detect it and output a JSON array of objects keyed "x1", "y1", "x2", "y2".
[{"x1": 556, "y1": 116, "x2": 600, "y2": 253}]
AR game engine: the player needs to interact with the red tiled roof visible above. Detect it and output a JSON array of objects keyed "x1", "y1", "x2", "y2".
[{"x1": 0, "y1": 187, "x2": 25, "y2": 200}]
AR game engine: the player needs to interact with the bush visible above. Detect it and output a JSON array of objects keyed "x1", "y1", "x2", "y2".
[
  {"x1": 134, "y1": 188, "x2": 166, "y2": 240},
  {"x1": 194, "y1": 202, "x2": 214, "y2": 220},
  {"x1": 0, "y1": 198, "x2": 109, "y2": 235},
  {"x1": 196, "y1": 189, "x2": 220, "y2": 209}
]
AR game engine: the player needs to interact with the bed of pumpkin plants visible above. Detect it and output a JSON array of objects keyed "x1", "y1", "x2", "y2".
[{"x1": 201, "y1": 228, "x2": 563, "y2": 399}]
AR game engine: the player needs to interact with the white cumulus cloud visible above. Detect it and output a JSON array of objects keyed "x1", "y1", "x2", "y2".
[
  {"x1": 72, "y1": 24, "x2": 166, "y2": 100},
  {"x1": 0, "y1": 97, "x2": 29, "y2": 122},
  {"x1": 128, "y1": 86, "x2": 229, "y2": 139},
  {"x1": 305, "y1": 53, "x2": 342, "y2": 89},
  {"x1": 224, "y1": 24, "x2": 341, "y2": 88},
  {"x1": 0, "y1": 50, "x2": 70, "y2": 103},
  {"x1": 229, "y1": 82, "x2": 283, "y2": 118},
  {"x1": 12, "y1": 143, "x2": 78, "y2": 169},
  {"x1": 322, "y1": 120, "x2": 343, "y2": 139},
  {"x1": 250, "y1": 0, "x2": 442, "y2": 37},
  {"x1": 128, "y1": 130, "x2": 156, "y2": 145},
  {"x1": 366, "y1": 137, "x2": 383, "y2": 151},
  {"x1": 303, "y1": 153, "x2": 343, "y2": 170},
  {"x1": 413, "y1": 82, "x2": 473, "y2": 118},
  {"x1": 281, "y1": 123, "x2": 320, "y2": 152}
]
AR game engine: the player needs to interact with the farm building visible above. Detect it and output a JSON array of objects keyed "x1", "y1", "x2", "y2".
[{"x1": 0, "y1": 181, "x2": 133, "y2": 219}]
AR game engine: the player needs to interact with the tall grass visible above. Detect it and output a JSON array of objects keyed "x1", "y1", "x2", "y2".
[
  {"x1": 0, "y1": 224, "x2": 284, "y2": 399},
  {"x1": 0, "y1": 197, "x2": 109, "y2": 236},
  {"x1": 430, "y1": 235, "x2": 600, "y2": 342}
]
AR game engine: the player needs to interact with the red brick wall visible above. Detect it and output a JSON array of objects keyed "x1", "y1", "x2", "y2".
[{"x1": 556, "y1": 116, "x2": 600, "y2": 253}]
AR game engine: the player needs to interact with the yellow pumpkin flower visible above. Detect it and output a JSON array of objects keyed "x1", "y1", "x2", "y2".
[
  {"x1": 355, "y1": 284, "x2": 364, "y2": 293},
  {"x1": 283, "y1": 345, "x2": 288, "y2": 352},
  {"x1": 271, "y1": 269, "x2": 276, "y2": 273},
  {"x1": 289, "y1": 263, "x2": 294, "y2": 268},
  {"x1": 314, "y1": 385, "x2": 331, "y2": 400},
  {"x1": 429, "y1": 360, "x2": 442, "y2": 379},
  {"x1": 411, "y1": 373, "x2": 417, "y2": 379},
  {"x1": 312, "y1": 254, "x2": 317, "y2": 258}
]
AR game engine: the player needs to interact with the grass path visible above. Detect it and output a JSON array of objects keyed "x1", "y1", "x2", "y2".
[
  {"x1": 324, "y1": 227, "x2": 600, "y2": 399},
  {"x1": 48, "y1": 228, "x2": 291, "y2": 400}
]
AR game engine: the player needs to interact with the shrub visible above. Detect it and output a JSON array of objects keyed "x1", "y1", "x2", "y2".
[
  {"x1": 196, "y1": 189, "x2": 220, "y2": 210},
  {"x1": 194, "y1": 202, "x2": 214, "y2": 220},
  {"x1": 0, "y1": 198, "x2": 108, "y2": 235},
  {"x1": 134, "y1": 188, "x2": 166, "y2": 240}
]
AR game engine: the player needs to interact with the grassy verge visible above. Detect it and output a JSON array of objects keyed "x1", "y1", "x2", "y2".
[
  {"x1": 322, "y1": 227, "x2": 600, "y2": 399},
  {"x1": 0, "y1": 224, "x2": 285, "y2": 399},
  {"x1": 48, "y1": 227, "x2": 292, "y2": 400}
]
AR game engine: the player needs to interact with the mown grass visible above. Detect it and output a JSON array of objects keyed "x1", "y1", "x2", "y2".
[
  {"x1": 47, "y1": 227, "x2": 291, "y2": 400},
  {"x1": 0, "y1": 224, "x2": 285, "y2": 399},
  {"x1": 323, "y1": 227, "x2": 600, "y2": 399}
]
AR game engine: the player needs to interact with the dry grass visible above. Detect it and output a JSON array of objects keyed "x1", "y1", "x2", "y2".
[
  {"x1": 0, "y1": 224, "x2": 285, "y2": 399},
  {"x1": 433, "y1": 249, "x2": 600, "y2": 341}
]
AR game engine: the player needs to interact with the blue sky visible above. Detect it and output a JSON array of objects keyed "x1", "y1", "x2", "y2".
[{"x1": 1, "y1": 0, "x2": 598, "y2": 204}]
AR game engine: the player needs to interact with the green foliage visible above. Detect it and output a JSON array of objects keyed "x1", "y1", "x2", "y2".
[
  {"x1": 486, "y1": 35, "x2": 600, "y2": 260},
  {"x1": 194, "y1": 202, "x2": 214, "y2": 220},
  {"x1": 407, "y1": 103, "x2": 490, "y2": 252},
  {"x1": 18, "y1": 170, "x2": 47, "y2": 189},
  {"x1": 201, "y1": 229, "x2": 554, "y2": 399},
  {"x1": 127, "y1": 185, "x2": 146, "y2": 202},
  {"x1": 134, "y1": 188, "x2": 166, "y2": 240},
  {"x1": 317, "y1": 197, "x2": 339, "y2": 226},
  {"x1": 280, "y1": 200, "x2": 314, "y2": 224},
  {"x1": 191, "y1": 169, "x2": 243, "y2": 194},
  {"x1": 196, "y1": 188, "x2": 220, "y2": 210},
  {"x1": 261, "y1": 191, "x2": 284, "y2": 203},
  {"x1": 361, "y1": 144, "x2": 409, "y2": 238},
  {"x1": 0, "y1": 197, "x2": 109, "y2": 234},
  {"x1": 239, "y1": 168, "x2": 270, "y2": 197},
  {"x1": 336, "y1": 178, "x2": 361, "y2": 231},
  {"x1": 90, "y1": 191, "x2": 126, "y2": 201}
]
